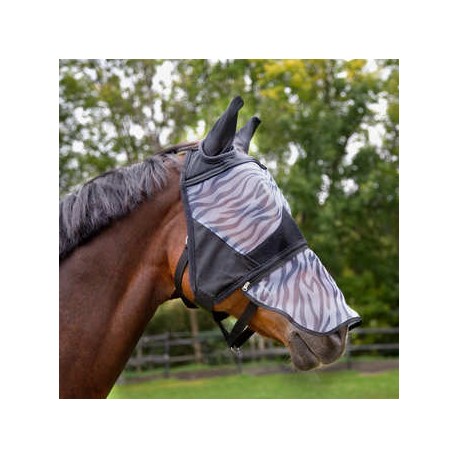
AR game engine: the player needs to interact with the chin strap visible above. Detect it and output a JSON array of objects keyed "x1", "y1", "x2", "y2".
[
  {"x1": 171, "y1": 245, "x2": 257, "y2": 351},
  {"x1": 171, "y1": 244, "x2": 198, "y2": 309},
  {"x1": 212, "y1": 303, "x2": 256, "y2": 350}
]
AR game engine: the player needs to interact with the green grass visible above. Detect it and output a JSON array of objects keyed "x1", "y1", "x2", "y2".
[{"x1": 109, "y1": 368, "x2": 398, "y2": 399}]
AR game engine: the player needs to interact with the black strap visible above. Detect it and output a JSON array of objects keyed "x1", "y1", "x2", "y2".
[
  {"x1": 213, "y1": 301, "x2": 257, "y2": 350},
  {"x1": 172, "y1": 247, "x2": 198, "y2": 309}
]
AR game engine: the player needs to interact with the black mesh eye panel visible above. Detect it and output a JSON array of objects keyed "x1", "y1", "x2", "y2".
[
  {"x1": 189, "y1": 219, "x2": 258, "y2": 309},
  {"x1": 248, "y1": 208, "x2": 306, "y2": 265}
]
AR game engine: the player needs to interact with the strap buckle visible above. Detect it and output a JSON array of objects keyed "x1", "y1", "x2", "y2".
[{"x1": 230, "y1": 346, "x2": 242, "y2": 357}]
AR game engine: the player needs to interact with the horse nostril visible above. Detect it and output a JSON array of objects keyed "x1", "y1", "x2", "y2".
[
  {"x1": 318, "y1": 330, "x2": 347, "y2": 364},
  {"x1": 288, "y1": 326, "x2": 349, "y2": 368},
  {"x1": 288, "y1": 331, "x2": 320, "y2": 371}
]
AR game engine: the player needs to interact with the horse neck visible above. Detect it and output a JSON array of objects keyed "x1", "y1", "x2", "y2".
[{"x1": 59, "y1": 180, "x2": 183, "y2": 398}]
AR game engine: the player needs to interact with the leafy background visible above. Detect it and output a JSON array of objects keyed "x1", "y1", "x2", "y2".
[{"x1": 59, "y1": 59, "x2": 398, "y2": 332}]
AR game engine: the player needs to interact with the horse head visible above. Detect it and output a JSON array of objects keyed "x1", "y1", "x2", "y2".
[
  {"x1": 173, "y1": 96, "x2": 361, "y2": 371},
  {"x1": 60, "y1": 96, "x2": 360, "y2": 398}
]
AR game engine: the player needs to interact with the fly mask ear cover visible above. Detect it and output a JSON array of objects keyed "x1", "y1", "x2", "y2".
[{"x1": 180, "y1": 97, "x2": 361, "y2": 337}]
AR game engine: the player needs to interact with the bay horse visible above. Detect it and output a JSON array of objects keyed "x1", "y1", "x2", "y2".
[{"x1": 60, "y1": 97, "x2": 358, "y2": 398}]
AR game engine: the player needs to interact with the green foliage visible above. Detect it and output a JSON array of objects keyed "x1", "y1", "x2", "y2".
[
  {"x1": 60, "y1": 59, "x2": 399, "y2": 331},
  {"x1": 145, "y1": 300, "x2": 217, "y2": 334}
]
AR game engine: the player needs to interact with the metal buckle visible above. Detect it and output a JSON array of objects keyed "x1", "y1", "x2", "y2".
[{"x1": 230, "y1": 346, "x2": 242, "y2": 357}]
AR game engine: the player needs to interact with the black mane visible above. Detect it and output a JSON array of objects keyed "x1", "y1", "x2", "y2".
[{"x1": 59, "y1": 143, "x2": 197, "y2": 261}]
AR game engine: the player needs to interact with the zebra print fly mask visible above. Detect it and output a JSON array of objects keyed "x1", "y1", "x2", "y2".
[{"x1": 180, "y1": 144, "x2": 361, "y2": 335}]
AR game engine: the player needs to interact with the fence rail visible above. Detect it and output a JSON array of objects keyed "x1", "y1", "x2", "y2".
[
  {"x1": 124, "y1": 327, "x2": 398, "y2": 378},
  {"x1": 345, "y1": 327, "x2": 399, "y2": 369}
]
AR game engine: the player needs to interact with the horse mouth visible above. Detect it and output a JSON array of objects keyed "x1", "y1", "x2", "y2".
[{"x1": 287, "y1": 326, "x2": 348, "y2": 371}]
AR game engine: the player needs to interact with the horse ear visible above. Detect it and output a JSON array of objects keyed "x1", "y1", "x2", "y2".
[
  {"x1": 234, "y1": 116, "x2": 261, "y2": 153},
  {"x1": 202, "y1": 96, "x2": 244, "y2": 156}
]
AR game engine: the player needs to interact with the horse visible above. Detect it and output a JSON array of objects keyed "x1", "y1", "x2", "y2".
[{"x1": 59, "y1": 96, "x2": 360, "y2": 398}]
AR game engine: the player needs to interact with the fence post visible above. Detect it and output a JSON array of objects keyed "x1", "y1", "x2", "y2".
[
  {"x1": 164, "y1": 332, "x2": 170, "y2": 378},
  {"x1": 346, "y1": 334, "x2": 353, "y2": 370},
  {"x1": 232, "y1": 349, "x2": 243, "y2": 374},
  {"x1": 137, "y1": 339, "x2": 143, "y2": 373},
  {"x1": 189, "y1": 309, "x2": 204, "y2": 364},
  {"x1": 258, "y1": 335, "x2": 266, "y2": 362}
]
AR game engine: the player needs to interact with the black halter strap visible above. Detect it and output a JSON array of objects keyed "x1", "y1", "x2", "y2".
[
  {"x1": 172, "y1": 246, "x2": 256, "y2": 351},
  {"x1": 172, "y1": 245, "x2": 198, "y2": 309},
  {"x1": 212, "y1": 303, "x2": 256, "y2": 349}
]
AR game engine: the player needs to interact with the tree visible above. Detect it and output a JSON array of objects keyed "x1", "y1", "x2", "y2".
[
  {"x1": 60, "y1": 59, "x2": 189, "y2": 194},
  {"x1": 60, "y1": 59, "x2": 399, "y2": 329}
]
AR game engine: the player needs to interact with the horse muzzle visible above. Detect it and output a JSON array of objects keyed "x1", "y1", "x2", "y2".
[{"x1": 287, "y1": 324, "x2": 349, "y2": 370}]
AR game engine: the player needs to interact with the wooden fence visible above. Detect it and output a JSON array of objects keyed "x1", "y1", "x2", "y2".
[
  {"x1": 345, "y1": 327, "x2": 399, "y2": 369},
  {"x1": 124, "y1": 327, "x2": 399, "y2": 378}
]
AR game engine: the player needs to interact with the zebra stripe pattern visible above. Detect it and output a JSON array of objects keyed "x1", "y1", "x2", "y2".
[
  {"x1": 245, "y1": 247, "x2": 360, "y2": 333},
  {"x1": 187, "y1": 162, "x2": 291, "y2": 254}
]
